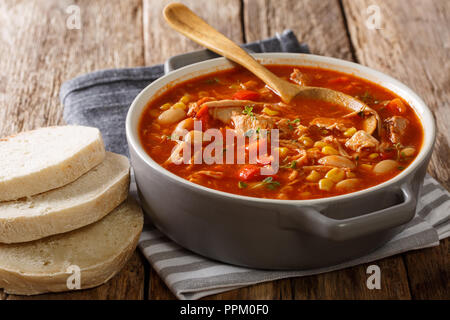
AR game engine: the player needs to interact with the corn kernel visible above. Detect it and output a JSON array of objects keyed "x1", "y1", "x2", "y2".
[
  {"x1": 314, "y1": 141, "x2": 327, "y2": 148},
  {"x1": 172, "y1": 102, "x2": 186, "y2": 110},
  {"x1": 360, "y1": 164, "x2": 373, "y2": 170},
  {"x1": 300, "y1": 136, "x2": 314, "y2": 147},
  {"x1": 180, "y1": 94, "x2": 191, "y2": 104},
  {"x1": 276, "y1": 147, "x2": 289, "y2": 158},
  {"x1": 344, "y1": 127, "x2": 357, "y2": 137},
  {"x1": 306, "y1": 170, "x2": 321, "y2": 182},
  {"x1": 325, "y1": 168, "x2": 345, "y2": 182},
  {"x1": 319, "y1": 178, "x2": 334, "y2": 191},
  {"x1": 262, "y1": 107, "x2": 279, "y2": 116},
  {"x1": 346, "y1": 171, "x2": 357, "y2": 178},
  {"x1": 160, "y1": 103, "x2": 171, "y2": 110},
  {"x1": 198, "y1": 91, "x2": 209, "y2": 98},
  {"x1": 149, "y1": 109, "x2": 160, "y2": 117},
  {"x1": 322, "y1": 146, "x2": 339, "y2": 155},
  {"x1": 369, "y1": 153, "x2": 379, "y2": 160}
]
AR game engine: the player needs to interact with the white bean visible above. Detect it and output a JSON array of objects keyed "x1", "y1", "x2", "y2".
[
  {"x1": 335, "y1": 178, "x2": 360, "y2": 190},
  {"x1": 157, "y1": 107, "x2": 186, "y2": 125},
  {"x1": 373, "y1": 159, "x2": 398, "y2": 174},
  {"x1": 401, "y1": 147, "x2": 415, "y2": 157},
  {"x1": 318, "y1": 155, "x2": 356, "y2": 169},
  {"x1": 172, "y1": 118, "x2": 194, "y2": 138}
]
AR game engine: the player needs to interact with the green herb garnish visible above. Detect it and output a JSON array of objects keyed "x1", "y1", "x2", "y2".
[
  {"x1": 281, "y1": 161, "x2": 297, "y2": 169},
  {"x1": 243, "y1": 105, "x2": 254, "y2": 117},
  {"x1": 398, "y1": 166, "x2": 405, "y2": 170},
  {"x1": 205, "y1": 77, "x2": 220, "y2": 84},
  {"x1": 262, "y1": 177, "x2": 281, "y2": 190},
  {"x1": 238, "y1": 181, "x2": 248, "y2": 189}
]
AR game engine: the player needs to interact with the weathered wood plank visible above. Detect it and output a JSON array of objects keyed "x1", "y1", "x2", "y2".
[
  {"x1": 342, "y1": 0, "x2": 450, "y2": 190},
  {"x1": 6, "y1": 252, "x2": 146, "y2": 300},
  {"x1": 0, "y1": 0, "x2": 146, "y2": 300},
  {"x1": 292, "y1": 257, "x2": 411, "y2": 299},
  {"x1": 143, "y1": 0, "x2": 244, "y2": 65},
  {"x1": 204, "y1": 280, "x2": 293, "y2": 300},
  {"x1": 243, "y1": 0, "x2": 353, "y2": 60},
  {"x1": 342, "y1": 0, "x2": 450, "y2": 300},
  {"x1": 403, "y1": 238, "x2": 449, "y2": 299},
  {"x1": 149, "y1": 267, "x2": 177, "y2": 300},
  {"x1": 0, "y1": 0, "x2": 145, "y2": 137}
]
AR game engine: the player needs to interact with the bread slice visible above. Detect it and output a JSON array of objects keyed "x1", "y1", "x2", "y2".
[
  {"x1": 0, "y1": 152, "x2": 130, "y2": 243},
  {"x1": 0, "y1": 126, "x2": 105, "y2": 201},
  {"x1": 0, "y1": 197, "x2": 143, "y2": 295}
]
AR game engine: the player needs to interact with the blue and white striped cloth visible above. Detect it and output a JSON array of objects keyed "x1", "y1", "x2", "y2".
[
  {"x1": 62, "y1": 30, "x2": 449, "y2": 300},
  {"x1": 136, "y1": 174, "x2": 448, "y2": 299}
]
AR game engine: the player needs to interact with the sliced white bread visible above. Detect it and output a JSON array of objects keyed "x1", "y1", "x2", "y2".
[
  {"x1": 0, "y1": 152, "x2": 130, "y2": 244},
  {"x1": 0, "y1": 126, "x2": 105, "y2": 201},
  {"x1": 0, "y1": 197, "x2": 143, "y2": 295}
]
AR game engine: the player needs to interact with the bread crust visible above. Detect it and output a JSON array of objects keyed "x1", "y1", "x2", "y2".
[
  {"x1": 0, "y1": 126, "x2": 106, "y2": 201},
  {"x1": 0, "y1": 152, "x2": 130, "y2": 243},
  {"x1": 0, "y1": 198, "x2": 143, "y2": 295}
]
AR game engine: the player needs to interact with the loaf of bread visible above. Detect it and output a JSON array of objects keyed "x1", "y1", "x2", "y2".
[
  {"x1": 0, "y1": 126, "x2": 105, "y2": 201},
  {"x1": 0, "y1": 152, "x2": 130, "y2": 244},
  {"x1": 0, "y1": 198, "x2": 143, "y2": 295}
]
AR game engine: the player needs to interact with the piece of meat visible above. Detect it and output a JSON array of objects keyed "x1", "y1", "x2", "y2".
[
  {"x1": 289, "y1": 68, "x2": 307, "y2": 86},
  {"x1": 209, "y1": 107, "x2": 242, "y2": 124},
  {"x1": 385, "y1": 116, "x2": 409, "y2": 144},
  {"x1": 310, "y1": 117, "x2": 353, "y2": 132},
  {"x1": 231, "y1": 114, "x2": 275, "y2": 134},
  {"x1": 345, "y1": 130, "x2": 379, "y2": 152},
  {"x1": 276, "y1": 118, "x2": 294, "y2": 138}
]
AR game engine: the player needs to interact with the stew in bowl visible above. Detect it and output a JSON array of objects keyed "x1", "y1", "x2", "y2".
[{"x1": 139, "y1": 65, "x2": 423, "y2": 200}]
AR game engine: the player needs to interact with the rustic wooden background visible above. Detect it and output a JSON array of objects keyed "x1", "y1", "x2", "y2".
[{"x1": 0, "y1": 0, "x2": 448, "y2": 300}]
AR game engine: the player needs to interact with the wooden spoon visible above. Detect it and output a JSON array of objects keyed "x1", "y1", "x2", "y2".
[{"x1": 163, "y1": 2, "x2": 380, "y2": 136}]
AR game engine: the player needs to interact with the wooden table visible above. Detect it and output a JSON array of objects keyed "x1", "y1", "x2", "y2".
[{"x1": 0, "y1": 0, "x2": 448, "y2": 300}]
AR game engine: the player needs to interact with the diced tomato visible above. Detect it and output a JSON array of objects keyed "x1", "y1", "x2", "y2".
[
  {"x1": 257, "y1": 154, "x2": 273, "y2": 165},
  {"x1": 196, "y1": 97, "x2": 213, "y2": 106},
  {"x1": 386, "y1": 98, "x2": 407, "y2": 114},
  {"x1": 196, "y1": 104, "x2": 209, "y2": 118},
  {"x1": 238, "y1": 165, "x2": 261, "y2": 181},
  {"x1": 232, "y1": 90, "x2": 260, "y2": 101}
]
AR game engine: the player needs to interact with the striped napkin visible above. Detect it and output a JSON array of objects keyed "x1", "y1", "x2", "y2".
[
  {"x1": 136, "y1": 174, "x2": 448, "y2": 300},
  {"x1": 61, "y1": 30, "x2": 449, "y2": 300}
]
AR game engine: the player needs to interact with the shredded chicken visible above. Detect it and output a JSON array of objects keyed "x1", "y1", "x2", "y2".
[
  {"x1": 209, "y1": 107, "x2": 242, "y2": 124},
  {"x1": 294, "y1": 124, "x2": 309, "y2": 136},
  {"x1": 385, "y1": 116, "x2": 409, "y2": 144},
  {"x1": 189, "y1": 171, "x2": 224, "y2": 179},
  {"x1": 187, "y1": 102, "x2": 199, "y2": 117},
  {"x1": 310, "y1": 117, "x2": 352, "y2": 132},
  {"x1": 289, "y1": 68, "x2": 307, "y2": 86},
  {"x1": 231, "y1": 114, "x2": 275, "y2": 135},
  {"x1": 345, "y1": 130, "x2": 379, "y2": 152}
]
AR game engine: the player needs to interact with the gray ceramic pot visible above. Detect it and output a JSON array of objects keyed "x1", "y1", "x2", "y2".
[{"x1": 126, "y1": 53, "x2": 435, "y2": 269}]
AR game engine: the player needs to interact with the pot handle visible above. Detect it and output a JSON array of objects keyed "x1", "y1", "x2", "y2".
[{"x1": 279, "y1": 184, "x2": 416, "y2": 241}]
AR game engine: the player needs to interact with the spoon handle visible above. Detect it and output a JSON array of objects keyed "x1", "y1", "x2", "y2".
[{"x1": 163, "y1": 2, "x2": 296, "y2": 102}]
